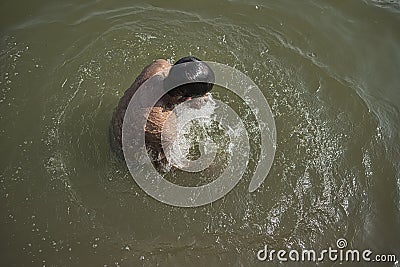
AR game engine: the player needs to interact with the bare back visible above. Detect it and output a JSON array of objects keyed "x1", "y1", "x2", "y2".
[{"x1": 110, "y1": 59, "x2": 172, "y2": 159}]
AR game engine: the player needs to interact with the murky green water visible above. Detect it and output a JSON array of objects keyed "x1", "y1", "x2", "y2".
[{"x1": 1, "y1": 0, "x2": 399, "y2": 266}]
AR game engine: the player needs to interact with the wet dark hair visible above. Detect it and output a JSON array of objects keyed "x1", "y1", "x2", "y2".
[{"x1": 164, "y1": 56, "x2": 215, "y2": 98}]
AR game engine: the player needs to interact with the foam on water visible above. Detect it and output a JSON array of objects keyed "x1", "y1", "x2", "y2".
[{"x1": 164, "y1": 95, "x2": 217, "y2": 171}]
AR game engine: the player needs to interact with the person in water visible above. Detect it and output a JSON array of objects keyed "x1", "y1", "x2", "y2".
[{"x1": 110, "y1": 56, "x2": 215, "y2": 164}]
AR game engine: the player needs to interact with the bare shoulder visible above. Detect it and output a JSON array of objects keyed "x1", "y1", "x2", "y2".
[
  {"x1": 152, "y1": 59, "x2": 172, "y2": 69},
  {"x1": 140, "y1": 59, "x2": 171, "y2": 80}
]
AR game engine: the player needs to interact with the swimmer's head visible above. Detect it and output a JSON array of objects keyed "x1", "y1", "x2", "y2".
[{"x1": 164, "y1": 56, "x2": 215, "y2": 98}]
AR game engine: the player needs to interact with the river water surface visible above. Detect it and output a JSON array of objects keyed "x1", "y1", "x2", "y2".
[{"x1": 1, "y1": 0, "x2": 400, "y2": 266}]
